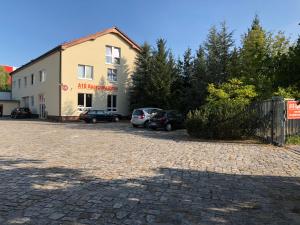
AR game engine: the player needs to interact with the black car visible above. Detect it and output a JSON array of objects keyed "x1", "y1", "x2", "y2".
[
  {"x1": 149, "y1": 110, "x2": 184, "y2": 131},
  {"x1": 11, "y1": 107, "x2": 32, "y2": 119},
  {"x1": 79, "y1": 110, "x2": 121, "y2": 123}
]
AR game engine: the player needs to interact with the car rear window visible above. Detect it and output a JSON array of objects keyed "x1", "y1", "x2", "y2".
[{"x1": 133, "y1": 110, "x2": 143, "y2": 116}]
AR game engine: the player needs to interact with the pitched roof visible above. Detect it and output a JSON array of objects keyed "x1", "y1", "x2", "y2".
[{"x1": 11, "y1": 27, "x2": 140, "y2": 75}]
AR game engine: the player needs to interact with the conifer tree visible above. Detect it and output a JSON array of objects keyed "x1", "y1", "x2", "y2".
[{"x1": 130, "y1": 43, "x2": 152, "y2": 109}]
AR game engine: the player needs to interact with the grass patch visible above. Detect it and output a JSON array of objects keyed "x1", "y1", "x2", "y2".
[{"x1": 286, "y1": 135, "x2": 300, "y2": 145}]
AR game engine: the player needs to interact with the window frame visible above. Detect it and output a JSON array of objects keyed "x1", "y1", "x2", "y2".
[
  {"x1": 31, "y1": 96, "x2": 34, "y2": 107},
  {"x1": 107, "y1": 68, "x2": 117, "y2": 82},
  {"x1": 39, "y1": 70, "x2": 46, "y2": 82},
  {"x1": 78, "y1": 64, "x2": 93, "y2": 80},
  {"x1": 31, "y1": 73, "x2": 34, "y2": 85},
  {"x1": 105, "y1": 46, "x2": 121, "y2": 65},
  {"x1": 107, "y1": 94, "x2": 117, "y2": 111},
  {"x1": 77, "y1": 93, "x2": 93, "y2": 111},
  {"x1": 24, "y1": 77, "x2": 27, "y2": 87}
]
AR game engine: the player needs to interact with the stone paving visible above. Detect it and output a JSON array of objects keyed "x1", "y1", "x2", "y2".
[{"x1": 0, "y1": 119, "x2": 300, "y2": 225}]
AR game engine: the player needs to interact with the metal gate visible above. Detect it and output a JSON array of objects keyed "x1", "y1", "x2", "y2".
[{"x1": 256, "y1": 97, "x2": 300, "y2": 146}]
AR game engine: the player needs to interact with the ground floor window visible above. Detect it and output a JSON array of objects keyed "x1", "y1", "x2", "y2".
[
  {"x1": 107, "y1": 95, "x2": 117, "y2": 111},
  {"x1": 31, "y1": 96, "x2": 34, "y2": 106},
  {"x1": 22, "y1": 96, "x2": 29, "y2": 107},
  {"x1": 78, "y1": 93, "x2": 92, "y2": 110}
]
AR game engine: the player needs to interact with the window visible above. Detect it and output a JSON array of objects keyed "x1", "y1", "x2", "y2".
[
  {"x1": 24, "y1": 77, "x2": 27, "y2": 87},
  {"x1": 13, "y1": 80, "x2": 16, "y2": 88},
  {"x1": 107, "y1": 95, "x2": 117, "y2": 111},
  {"x1": 39, "y1": 70, "x2": 46, "y2": 82},
  {"x1": 107, "y1": 68, "x2": 117, "y2": 82},
  {"x1": 31, "y1": 74, "x2": 34, "y2": 85},
  {"x1": 31, "y1": 96, "x2": 34, "y2": 106},
  {"x1": 86, "y1": 94, "x2": 92, "y2": 107},
  {"x1": 77, "y1": 93, "x2": 93, "y2": 109},
  {"x1": 78, "y1": 93, "x2": 84, "y2": 107},
  {"x1": 106, "y1": 46, "x2": 121, "y2": 64},
  {"x1": 22, "y1": 96, "x2": 29, "y2": 107},
  {"x1": 18, "y1": 79, "x2": 21, "y2": 88},
  {"x1": 78, "y1": 65, "x2": 93, "y2": 79}
]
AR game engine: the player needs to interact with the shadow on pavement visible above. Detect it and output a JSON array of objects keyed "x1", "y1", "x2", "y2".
[{"x1": 0, "y1": 157, "x2": 299, "y2": 224}]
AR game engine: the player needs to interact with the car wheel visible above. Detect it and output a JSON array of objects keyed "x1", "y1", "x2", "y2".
[
  {"x1": 92, "y1": 118, "x2": 97, "y2": 124},
  {"x1": 165, "y1": 123, "x2": 172, "y2": 131},
  {"x1": 114, "y1": 117, "x2": 120, "y2": 122},
  {"x1": 144, "y1": 120, "x2": 149, "y2": 128}
]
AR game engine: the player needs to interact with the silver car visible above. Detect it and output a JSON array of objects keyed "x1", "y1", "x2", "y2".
[{"x1": 131, "y1": 108, "x2": 161, "y2": 127}]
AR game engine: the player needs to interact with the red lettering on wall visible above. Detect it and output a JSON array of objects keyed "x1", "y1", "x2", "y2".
[{"x1": 77, "y1": 83, "x2": 118, "y2": 91}]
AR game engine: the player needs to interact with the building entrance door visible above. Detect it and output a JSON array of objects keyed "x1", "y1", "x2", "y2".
[
  {"x1": 39, "y1": 95, "x2": 46, "y2": 119},
  {"x1": 0, "y1": 104, "x2": 3, "y2": 117}
]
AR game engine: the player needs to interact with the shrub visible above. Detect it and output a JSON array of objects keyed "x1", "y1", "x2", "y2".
[
  {"x1": 286, "y1": 135, "x2": 300, "y2": 145},
  {"x1": 186, "y1": 79, "x2": 259, "y2": 139}
]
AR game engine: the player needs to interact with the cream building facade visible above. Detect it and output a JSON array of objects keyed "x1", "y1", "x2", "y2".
[{"x1": 11, "y1": 27, "x2": 140, "y2": 120}]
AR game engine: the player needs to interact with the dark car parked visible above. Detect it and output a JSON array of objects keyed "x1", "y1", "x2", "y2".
[
  {"x1": 11, "y1": 107, "x2": 32, "y2": 119},
  {"x1": 149, "y1": 110, "x2": 184, "y2": 131},
  {"x1": 79, "y1": 110, "x2": 121, "y2": 123}
]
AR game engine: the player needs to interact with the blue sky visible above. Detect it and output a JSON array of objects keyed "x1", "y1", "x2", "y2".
[{"x1": 1, "y1": 0, "x2": 300, "y2": 67}]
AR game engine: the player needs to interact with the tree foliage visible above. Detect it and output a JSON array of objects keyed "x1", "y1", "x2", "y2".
[
  {"x1": 186, "y1": 79, "x2": 259, "y2": 139},
  {"x1": 0, "y1": 66, "x2": 10, "y2": 91},
  {"x1": 130, "y1": 15, "x2": 298, "y2": 118}
]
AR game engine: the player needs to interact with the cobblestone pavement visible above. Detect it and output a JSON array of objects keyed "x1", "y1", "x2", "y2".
[{"x1": 0, "y1": 119, "x2": 300, "y2": 225}]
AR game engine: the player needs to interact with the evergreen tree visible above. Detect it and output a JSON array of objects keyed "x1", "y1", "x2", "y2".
[
  {"x1": 218, "y1": 21, "x2": 234, "y2": 82},
  {"x1": 146, "y1": 39, "x2": 172, "y2": 108},
  {"x1": 277, "y1": 37, "x2": 300, "y2": 90},
  {"x1": 169, "y1": 55, "x2": 185, "y2": 111},
  {"x1": 205, "y1": 22, "x2": 234, "y2": 84},
  {"x1": 130, "y1": 43, "x2": 152, "y2": 109},
  {"x1": 205, "y1": 25, "x2": 220, "y2": 84},
  {"x1": 239, "y1": 15, "x2": 272, "y2": 97},
  {"x1": 189, "y1": 45, "x2": 208, "y2": 109},
  {"x1": 228, "y1": 47, "x2": 241, "y2": 78}
]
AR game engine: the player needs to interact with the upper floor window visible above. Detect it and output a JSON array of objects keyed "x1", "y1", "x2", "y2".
[
  {"x1": 106, "y1": 46, "x2": 120, "y2": 64},
  {"x1": 18, "y1": 79, "x2": 21, "y2": 88},
  {"x1": 13, "y1": 80, "x2": 16, "y2": 88},
  {"x1": 24, "y1": 77, "x2": 27, "y2": 87},
  {"x1": 39, "y1": 70, "x2": 46, "y2": 82},
  {"x1": 31, "y1": 73, "x2": 34, "y2": 85},
  {"x1": 78, "y1": 65, "x2": 93, "y2": 79},
  {"x1": 107, "y1": 68, "x2": 117, "y2": 82}
]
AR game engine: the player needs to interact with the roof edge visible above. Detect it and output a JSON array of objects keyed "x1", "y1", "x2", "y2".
[{"x1": 11, "y1": 27, "x2": 141, "y2": 75}]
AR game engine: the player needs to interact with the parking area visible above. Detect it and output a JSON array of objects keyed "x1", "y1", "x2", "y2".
[{"x1": 0, "y1": 120, "x2": 300, "y2": 224}]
